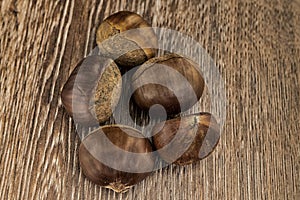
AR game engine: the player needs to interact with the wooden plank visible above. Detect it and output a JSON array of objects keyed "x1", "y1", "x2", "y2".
[{"x1": 0, "y1": 0, "x2": 299, "y2": 199}]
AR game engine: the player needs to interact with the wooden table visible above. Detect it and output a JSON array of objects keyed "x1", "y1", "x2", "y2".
[{"x1": 1, "y1": 0, "x2": 299, "y2": 199}]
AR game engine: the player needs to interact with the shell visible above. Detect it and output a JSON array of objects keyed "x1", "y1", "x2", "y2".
[
  {"x1": 96, "y1": 11, "x2": 158, "y2": 69},
  {"x1": 79, "y1": 125, "x2": 155, "y2": 192},
  {"x1": 61, "y1": 55, "x2": 122, "y2": 126},
  {"x1": 152, "y1": 112, "x2": 220, "y2": 165},
  {"x1": 132, "y1": 53, "x2": 205, "y2": 116}
]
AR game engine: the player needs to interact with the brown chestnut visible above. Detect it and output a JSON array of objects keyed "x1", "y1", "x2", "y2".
[
  {"x1": 96, "y1": 11, "x2": 157, "y2": 69},
  {"x1": 132, "y1": 53, "x2": 205, "y2": 115},
  {"x1": 152, "y1": 112, "x2": 220, "y2": 165},
  {"x1": 79, "y1": 125, "x2": 155, "y2": 192},
  {"x1": 61, "y1": 55, "x2": 122, "y2": 126}
]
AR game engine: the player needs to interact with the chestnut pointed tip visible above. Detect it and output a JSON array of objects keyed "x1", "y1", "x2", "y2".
[
  {"x1": 174, "y1": 159, "x2": 194, "y2": 166},
  {"x1": 105, "y1": 182, "x2": 131, "y2": 193}
]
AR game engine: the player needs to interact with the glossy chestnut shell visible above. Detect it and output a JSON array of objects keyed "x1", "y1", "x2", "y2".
[
  {"x1": 79, "y1": 125, "x2": 155, "y2": 192},
  {"x1": 96, "y1": 11, "x2": 158, "y2": 69},
  {"x1": 152, "y1": 112, "x2": 220, "y2": 165},
  {"x1": 132, "y1": 53, "x2": 205, "y2": 116},
  {"x1": 61, "y1": 55, "x2": 122, "y2": 126}
]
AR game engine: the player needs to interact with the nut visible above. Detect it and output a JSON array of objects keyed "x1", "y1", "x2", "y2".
[
  {"x1": 96, "y1": 11, "x2": 158, "y2": 69},
  {"x1": 152, "y1": 112, "x2": 220, "y2": 165},
  {"x1": 61, "y1": 55, "x2": 122, "y2": 126},
  {"x1": 132, "y1": 53, "x2": 205, "y2": 116},
  {"x1": 79, "y1": 125, "x2": 155, "y2": 193}
]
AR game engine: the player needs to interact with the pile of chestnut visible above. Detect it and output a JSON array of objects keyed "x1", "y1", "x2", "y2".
[{"x1": 61, "y1": 11, "x2": 220, "y2": 193}]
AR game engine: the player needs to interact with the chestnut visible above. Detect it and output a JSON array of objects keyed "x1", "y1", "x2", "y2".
[
  {"x1": 152, "y1": 112, "x2": 220, "y2": 165},
  {"x1": 61, "y1": 55, "x2": 122, "y2": 126},
  {"x1": 79, "y1": 125, "x2": 155, "y2": 192},
  {"x1": 96, "y1": 11, "x2": 158, "y2": 69},
  {"x1": 132, "y1": 53, "x2": 205, "y2": 116}
]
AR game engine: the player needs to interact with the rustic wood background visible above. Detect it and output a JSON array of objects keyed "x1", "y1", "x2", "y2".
[{"x1": 1, "y1": 0, "x2": 299, "y2": 199}]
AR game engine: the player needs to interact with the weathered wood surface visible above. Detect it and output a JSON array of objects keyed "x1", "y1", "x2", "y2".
[{"x1": 1, "y1": 0, "x2": 300, "y2": 199}]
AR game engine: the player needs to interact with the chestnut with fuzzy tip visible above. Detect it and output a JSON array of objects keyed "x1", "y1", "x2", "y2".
[
  {"x1": 152, "y1": 112, "x2": 220, "y2": 165},
  {"x1": 61, "y1": 55, "x2": 122, "y2": 126},
  {"x1": 96, "y1": 11, "x2": 158, "y2": 69},
  {"x1": 79, "y1": 125, "x2": 155, "y2": 193}
]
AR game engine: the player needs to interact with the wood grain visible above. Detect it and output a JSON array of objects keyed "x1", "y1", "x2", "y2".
[{"x1": 0, "y1": 0, "x2": 299, "y2": 199}]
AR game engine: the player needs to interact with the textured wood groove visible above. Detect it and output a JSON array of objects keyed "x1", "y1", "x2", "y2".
[{"x1": 1, "y1": 0, "x2": 300, "y2": 199}]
